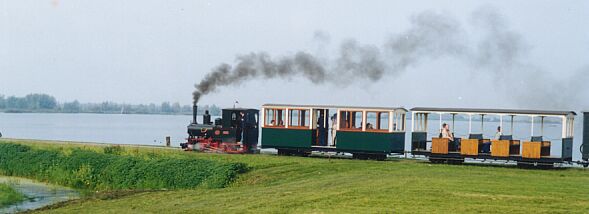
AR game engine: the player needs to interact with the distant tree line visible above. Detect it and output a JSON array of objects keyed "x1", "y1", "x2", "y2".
[{"x1": 0, "y1": 94, "x2": 221, "y2": 116}]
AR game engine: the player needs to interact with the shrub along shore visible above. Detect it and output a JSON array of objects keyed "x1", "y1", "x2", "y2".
[{"x1": 0, "y1": 143, "x2": 247, "y2": 191}]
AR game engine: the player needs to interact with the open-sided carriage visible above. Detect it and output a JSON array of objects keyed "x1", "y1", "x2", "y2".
[{"x1": 410, "y1": 107, "x2": 577, "y2": 167}]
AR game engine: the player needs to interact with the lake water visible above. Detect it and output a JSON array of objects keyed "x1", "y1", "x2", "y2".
[
  {"x1": 0, "y1": 113, "x2": 585, "y2": 161},
  {"x1": 0, "y1": 113, "x2": 195, "y2": 147}
]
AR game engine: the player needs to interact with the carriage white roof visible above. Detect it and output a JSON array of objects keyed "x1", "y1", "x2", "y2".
[
  {"x1": 411, "y1": 107, "x2": 576, "y2": 117},
  {"x1": 262, "y1": 104, "x2": 408, "y2": 112}
]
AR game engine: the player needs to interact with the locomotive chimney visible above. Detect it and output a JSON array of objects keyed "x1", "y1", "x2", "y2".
[{"x1": 193, "y1": 104, "x2": 198, "y2": 124}]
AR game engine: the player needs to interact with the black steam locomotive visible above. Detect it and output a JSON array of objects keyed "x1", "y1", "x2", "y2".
[{"x1": 181, "y1": 105, "x2": 259, "y2": 154}]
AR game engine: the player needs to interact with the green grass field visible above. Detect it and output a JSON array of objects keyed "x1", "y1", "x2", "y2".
[
  {"x1": 1, "y1": 139, "x2": 588, "y2": 213},
  {"x1": 0, "y1": 183, "x2": 26, "y2": 208}
]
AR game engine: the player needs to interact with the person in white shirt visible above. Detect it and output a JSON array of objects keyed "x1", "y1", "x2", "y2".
[
  {"x1": 494, "y1": 126, "x2": 502, "y2": 140},
  {"x1": 441, "y1": 123, "x2": 454, "y2": 142},
  {"x1": 482, "y1": 126, "x2": 501, "y2": 153}
]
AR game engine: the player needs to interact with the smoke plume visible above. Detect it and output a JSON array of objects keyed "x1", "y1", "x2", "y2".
[
  {"x1": 193, "y1": 6, "x2": 588, "y2": 109},
  {"x1": 193, "y1": 41, "x2": 385, "y2": 104}
]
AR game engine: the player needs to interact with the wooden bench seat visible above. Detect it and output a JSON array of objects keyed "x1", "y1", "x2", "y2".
[
  {"x1": 460, "y1": 139, "x2": 479, "y2": 156},
  {"x1": 491, "y1": 140, "x2": 510, "y2": 157},
  {"x1": 432, "y1": 138, "x2": 449, "y2": 154},
  {"x1": 522, "y1": 141, "x2": 551, "y2": 158}
]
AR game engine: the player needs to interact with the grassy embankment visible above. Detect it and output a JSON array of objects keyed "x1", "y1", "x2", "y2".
[
  {"x1": 1, "y1": 139, "x2": 588, "y2": 213},
  {"x1": 0, "y1": 141, "x2": 246, "y2": 191},
  {"x1": 0, "y1": 183, "x2": 26, "y2": 208}
]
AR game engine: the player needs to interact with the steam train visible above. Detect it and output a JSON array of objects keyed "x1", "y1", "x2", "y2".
[
  {"x1": 182, "y1": 105, "x2": 259, "y2": 153},
  {"x1": 185, "y1": 103, "x2": 589, "y2": 167}
]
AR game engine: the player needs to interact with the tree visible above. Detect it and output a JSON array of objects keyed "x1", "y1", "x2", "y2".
[
  {"x1": 35, "y1": 94, "x2": 57, "y2": 109},
  {"x1": 5, "y1": 96, "x2": 25, "y2": 109},
  {"x1": 161, "y1": 102, "x2": 172, "y2": 113},
  {"x1": 172, "y1": 102, "x2": 181, "y2": 113},
  {"x1": 63, "y1": 100, "x2": 81, "y2": 113}
]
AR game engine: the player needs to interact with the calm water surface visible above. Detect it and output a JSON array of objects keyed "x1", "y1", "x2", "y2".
[
  {"x1": 0, "y1": 113, "x2": 195, "y2": 147},
  {"x1": 0, "y1": 176, "x2": 79, "y2": 213}
]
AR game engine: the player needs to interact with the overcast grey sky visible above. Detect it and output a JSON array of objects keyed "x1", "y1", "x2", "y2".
[{"x1": 1, "y1": 0, "x2": 588, "y2": 110}]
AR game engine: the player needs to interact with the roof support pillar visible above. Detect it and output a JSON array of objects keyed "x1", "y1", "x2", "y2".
[
  {"x1": 499, "y1": 115, "x2": 503, "y2": 130},
  {"x1": 511, "y1": 115, "x2": 515, "y2": 136},
  {"x1": 481, "y1": 114, "x2": 485, "y2": 133},
  {"x1": 425, "y1": 114, "x2": 429, "y2": 132},
  {"x1": 540, "y1": 116, "x2": 545, "y2": 136},
  {"x1": 411, "y1": 112, "x2": 415, "y2": 132},
  {"x1": 531, "y1": 116, "x2": 535, "y2": 136},
  {"x1": 452, "y1": 114, "x2": 456, "y2": 135},
  {"x1": 468, "y1": 114, "x2": 472, "y2": 134},
  {"x1": 561, "y1": 116, "x2": 567, "y2": 139},
  {"x1": 439, "y1": 113, "x2": 443, "y2": 133}
]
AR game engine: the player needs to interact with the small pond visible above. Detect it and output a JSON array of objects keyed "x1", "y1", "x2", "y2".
[{"x1": 0, "y1": 176, "x2": 79, "y2": 213}]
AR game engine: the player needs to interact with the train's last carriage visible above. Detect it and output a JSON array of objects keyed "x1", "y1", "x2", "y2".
[
  {"x1": 260, "y1": 104, "x2": 407, "y2": 160},
  {"x1": 410, "y1": 107, "x2": 576, "y2": 166}
]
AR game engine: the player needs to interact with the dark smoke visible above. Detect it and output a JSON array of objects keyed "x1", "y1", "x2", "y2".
[
  {"x1": 193, "y1": 40, "x2": 386, "y2": 104},
  {"x1": 385, "y1": 11, "x2": 467, "y2": 71},
  {"x1": 193, "y1": 52, "x2": 326, "y2": 104},
  {"x1": 193, "y1": 6, "x2": 588, "y2": 110},
  {"x1": 336, "y1": 40, "x2": 385, "y2": 82}
]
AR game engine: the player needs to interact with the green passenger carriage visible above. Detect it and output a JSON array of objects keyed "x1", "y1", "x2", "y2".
[{"x1": 261, "y1": 104, "x2": 407, "y2": 160}]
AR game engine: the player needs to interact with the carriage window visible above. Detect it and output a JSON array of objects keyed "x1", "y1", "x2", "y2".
[
  {"x1": 264, "y1": 108, "x2": 285, "y2": 127},
  {"x1": 366, "y1": 112, "x2": 377, "y2": 130},
  {"x1": 392, "y1": 112, "x2": 405, "y2": 131},
  {"x1": 340, "y1": 111, "x2": 363, "y2": 130},
  {"x1": 379, "y1": 112, "x2": 390, "y2": 130},
  {"x1": 288, "y1": 109, "x2": 309, "y2": 128},
  {"x1": 366, "y1": 112, "x2": 389, "y2": 131}
]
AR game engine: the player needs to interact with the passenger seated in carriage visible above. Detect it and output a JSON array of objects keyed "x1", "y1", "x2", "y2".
[
  {"x1": 441, "y1": 123, "x2": 454, "y2": 142},
  {"x1": 482, "y1": 126, "x2": 501, "y2": 153}
]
